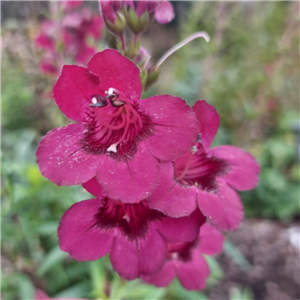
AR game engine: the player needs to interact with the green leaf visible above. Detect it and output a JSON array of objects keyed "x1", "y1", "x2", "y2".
[{"x1": 37, "y1": 246, "x2": 68, "y2": 276}]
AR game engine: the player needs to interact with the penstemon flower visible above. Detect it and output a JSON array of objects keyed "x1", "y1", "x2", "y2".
[
  {"x1": 147, "y1": 100, "x2": 260, "y2": 231},
  {"x1": 36, "y1": 49, "x2": 200, "y2": 202},
  {"x1": 35, "y1": 2, "x2": 104, "y2": 75},
  {"x1": 99, "y1": 1, "x2": 174, "y2": 36},
  {"x1": 58, "y1": 177, "x2": 205, "y2": 280},
  {"x1": 142, "y1": 223, "x2": 224, "y2": 290}
]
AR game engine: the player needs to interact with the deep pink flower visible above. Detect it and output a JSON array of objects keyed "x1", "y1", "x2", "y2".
[
  {"x1": 58, "y1": 177, "x2": 205, "y2": 280},
  {"x1": 35, "y1": 288, "x2": 87, "y2": 300},
  {"x1": 100, "y1": 1, "x2": 174, "y2": 23},
  {"x1": 142, "y1": 223, "x2": 224, "y2": 290},
  {"x1": 36, "y1": 49, "x2": 199, "y2": 203},
  {"x1": 35, "y1": 4, "x2": 104, "y2": 75},
  {"x1": 147, "y1": 100, "x2": 260, "y2": 231}
]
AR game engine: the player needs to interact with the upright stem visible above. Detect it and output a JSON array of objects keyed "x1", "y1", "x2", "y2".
[
  {"x1": 120, "y1": 34, "x2": 127, "y2": 52},
  {"x1": 155, "y1": 31, "x2": 210, "y2": 69}
]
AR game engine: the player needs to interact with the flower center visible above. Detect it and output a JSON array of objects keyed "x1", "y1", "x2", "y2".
[
  {"x1": 94, "y1": 198, "x2": 163, "y2": 239},
  {"x1": 174, "y1": 144, "x2": 229, "y2": 192},
  {"x1": 81, "y1": 88, "x2": 152, "y2": 160},
  {"x1": 167, "y1": 240, "x2": 197, "y2": 262}
]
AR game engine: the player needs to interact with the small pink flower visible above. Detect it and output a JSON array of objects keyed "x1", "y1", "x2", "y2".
[
  {"x1": 58, "y1": 178, "x2": 205, "y2": 280},
  {"x1": 100, "y1": 1, "x2": 174, "y2": 24},
  {"x1": 148, "y1": 100, "x2": 260, "y2": 231},
  {"x1": 153, "y1": 1, "x2": 175, "y2": 24},
  {"x1": 142, "y1": 223, "x2": 224, "y2": 290},
  {"x1": 35, "y1": 5, "x2": 104, "y2": 75},
  {"x1": 36, "y1": 49, "x2": 199, "y2": 203}
]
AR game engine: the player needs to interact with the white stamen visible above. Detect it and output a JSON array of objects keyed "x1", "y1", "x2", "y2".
[
  {"x1": 91, "y1": 97, "x2": 98, "y2": 104},
  {"x1": 108, "y1": 87, "x2": 115, "y2": 95},
  {"x1": 107, "y1": 143, "x2": 118, "y2": 153},
  {"x1": 123, "y1": 215, "x2": 130, "y2": 222}
]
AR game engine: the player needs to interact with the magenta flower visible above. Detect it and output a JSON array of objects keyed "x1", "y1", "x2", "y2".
[
  {"x1": 36, "y1": 49, "x2": 199, "y2": 202},
  {"x1": 142, "y1": 223, "x2": 224, "y2": 290},
  {"x1": 147, "y1": 100, "x2": 260, "y2": 230},
  {"x1": 58, "y1": 177, "x2": 205, "y2": 280},
  {"x1": 100, "y1": 1, "x2": 174, "y2": 24},
  {"x1": 126, "y1": 1, "x2": 174, "y2": 24},
  {"x1": 35, "y1": 3, "x2": 104, "y2": 75}
]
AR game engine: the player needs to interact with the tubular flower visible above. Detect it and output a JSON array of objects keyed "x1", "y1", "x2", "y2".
[
  {"x1": 36, "y1": 49, "x2": 200, "y2": 203},
  {"x1": 58, "y1": 177, "x2": 205, "y2": 280},
  {"x1": 147, "y1": 100, "x2": 260, "y2": 231},
  {"x1": 99, "y1": 1, "x2": 174, "y2": 35},
  {"x1": 142, "y1": 223, "x2": 224, "y2": 290},
  {"x1": 35, "y1": 2, "x2": 104, "y2": 75}
]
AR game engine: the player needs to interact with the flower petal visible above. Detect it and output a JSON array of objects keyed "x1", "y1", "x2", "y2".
[
  {"x1": 53, "y1": 65, "x2": 100, "y2": 122},
  {"x1": 141, "y1": 95, "x2": 200, "y2": 161},
  {"x1": 82, "y1": 177, "x2": 103, "y2": 197},
  {"x1": 209, "y1": 145, "x2": 260, "y2": 191},
  {"x1": 156, "y1": 209, "x2": 205, "y2": 243},
  {"x1": 154, "y1": 1, "x2": 175, "y2": 24},
  {"x1": 110, "y1": 234, "x2": 139, "y2": 280},
  {"x1": 97, "y1": 144, "x2": 160, "y2": 203},
  {"x1": 110, "y1": 225, "x2": 166, "y2": 280},
  {"x1": 88, "y1": 49, "x2": 142, "y2": 102},
  {"x1": 197, "y1": 180, "x2": 244, "y2": 231},
  {"x1": 198, "y1": 223, "x2": 224, "y2": 255},
  {"x1": 36, "y1": 124, "x2": 100, "y2": 186},
  {"x1": 147, "y1": 163, "x2": 197, "y2": 217},
  {"x1": 142, "y1": 261, "x2": 176, "y2": 287},
  {"x1": 137, "y1": 224, "x2": 167, "y2": 275},
  {"x1": 176, "y1": 250, "x2": 209, "y2": 290},
  {"x1": 58, "y1": 199, "x2": 114, "y2": 261},
  {"x1": 193, "y1": 100, "x2": 220, "y2": 150}
]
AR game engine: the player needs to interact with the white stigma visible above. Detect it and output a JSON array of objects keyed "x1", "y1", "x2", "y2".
[{"x1": 107, "y1": 143, "x2": 118, "y2": 153}]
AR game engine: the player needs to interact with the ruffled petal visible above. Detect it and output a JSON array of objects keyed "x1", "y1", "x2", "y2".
[
  {"x1": 198, "y1": 223, "x2": 224, "y2": 255},
  {"x1": 36, "y1": 124, "x2": 100, "y2": 186},
  {"x1": 88, "y1": 49, "x2": 142, "y2": 102},
  {"x1": 97, "y1": 144, "x2": 160, "y2": 203},
  {"x1": 53, "y1": 65, "x2": 100, "y2": 122},
  {"x1": 197, "y1": 180, "x2": 244, "y2": 231},
  {"x1": 156, "y1": 209, "x2": 205, "y2": 243},
  {"x1": 142, "y1": 261, "x2": 176, "y2": 287},
  {"x1": 58, "y1": 199, "x2": 114, "y2": 261},
  {"x1": 209, "y1": 145, "x2": 260, "y2": 191},
  {"x1": 147, "y1": 163, "x2": 197, "y2": 217},
  {"x1": 193, "y1": 100, "x2": 220, "y2": 150},
  {"x1": 82, "y1": 177, "x2": 103, "y2": 197},
  {"x1": 176, "y1": 250, "x2": 210, "y2": 290},
  {"x1": 154, "y1": 1, "x2": 175, "y2": 24},
  {"x1": 110, "y1": 225, "x2": 166, "y2": 280},
  {"x1": 141, "y1": 95, "x2": 200, "y2": 161}
]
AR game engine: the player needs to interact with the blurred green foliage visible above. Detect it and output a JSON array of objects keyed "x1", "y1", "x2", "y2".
[{"x1": 1, "y1": 1, "x2": 299, "y2": 299}]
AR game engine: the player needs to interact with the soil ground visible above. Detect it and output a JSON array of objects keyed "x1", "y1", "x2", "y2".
[{"x1": 209, "y1": 219, "x2": 300, "y2": 300}]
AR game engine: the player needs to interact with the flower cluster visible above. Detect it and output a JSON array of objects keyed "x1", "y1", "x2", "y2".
[
  {"x1": 36, "y1": 0, "x2": 259, "y2": 293},
  {"x1": 35, "y1": 1, "x2": 104, "y2": 76}
]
